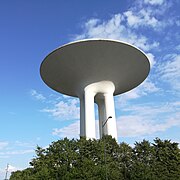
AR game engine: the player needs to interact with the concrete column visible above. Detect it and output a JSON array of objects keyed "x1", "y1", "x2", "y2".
[
  {"x1": 84, "y1": 88, "x2": 96, "y2": 139},
  {"x1": 80, "y1": 96, "x2": 85, "y2": 137},
  {"x1": 96, "y1": 98, "x2": 105, "y2": 138},
  {"x1": 104, "y1": 92, "x2": 118, "y2": 140}
]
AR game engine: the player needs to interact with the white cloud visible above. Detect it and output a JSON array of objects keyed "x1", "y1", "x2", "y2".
[
  {"x1": 85, "y1": 18, "x2": 100, "y2": 29},
  {"x1": 51, "y1": 100, "x2": 180, "y2": 139},
  {"x1": 140, "y1": 79, "x2": 160, "y2": 94},
  {"x1": 73, "y1": 0, "x2": 177, "y2": 51},
  {"x1": 124, "y1": 10, "x2": 159, "y2": 28},
  {"x1": 52, "y1": 101, "x2": 180, "y2": 139},
  {"x1": 8, "y1": 164, "x2": 22, "y2": 172},
  {"x1": 0, "y1": 167, "x2": 8, "y2": 180},
  {"x1": 116, "y1": 79, "x2": 159, "y2": 104},
  {"x1": 0, "y1": 149, "x2": 34, "y2": 155},
  {"x1": 52, "y1": 121, "x2": 80, "y2": 138},
  {"x1": 127, "y1": 1, "x2": 178, "y2": 29},
  {"x1": 42, "y1": 98, "x2": 80, "y2": 120},
  {"x1": 74, "y1": 14, "x2": 159, "y2": 52},
  {"x1": 121, "y1": 101, "x2": 180, "y2": 117},
  {"x1": 75, "y1": 14, "x2": 123, "y2": 40},
  {"x1": 158, "y1": 54, "x2": 180, "y2": 92},
  {"x1": 116, "y1": 101, "x2": 180, "y2": 137},
  {"x1": 0, "y1": 141, "x2": 8, "y2": 150},
  {"x1": 123, "y1": 11, "x2": 141, "y2": 27},
  {"x1": 0, "y1": 141, "x2": 36, "y2": 160},
  {"x1": 30, "y1": 89, "x2": 46, "y2": 101},
  {"x1": 52, "y1": 120, "x2": 101, "y2": 139},
  {"x1": 176, "y1": 45, "x2": 180, "y2": 51},
  {"x1": 117, "y1": 113, "x2": 179, "y2": 137},
  {"x1": 115, "y1": 93, "x2": 180, "y2": 138},
  {"x1": 15, "y1": 141, "x2": 35, "y2": 148},
  {"x1": 0, "y1": 155, "x2": 9, "y2": 159},
  {"x1": 144, "y1": 0, "x2": 164, "y2": 5}
]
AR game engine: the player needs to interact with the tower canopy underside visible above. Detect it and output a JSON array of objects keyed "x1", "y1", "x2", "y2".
[{"x1": 40, "y1": 39, "x2": 150, "y2": 97}]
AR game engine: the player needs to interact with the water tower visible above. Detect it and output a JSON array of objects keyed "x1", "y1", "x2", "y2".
[{"x1": 40, "y1": 39, "x2": 150, "y2": 140}]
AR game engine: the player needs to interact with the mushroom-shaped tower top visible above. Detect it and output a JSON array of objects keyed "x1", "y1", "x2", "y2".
[{"x1": 40, "y1": 39, "x2": 150, "y2": 97}]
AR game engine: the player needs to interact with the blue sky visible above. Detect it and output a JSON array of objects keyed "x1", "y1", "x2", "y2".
[{"x1": 0, "y1": 0, "x2": 180, "y2": 178}]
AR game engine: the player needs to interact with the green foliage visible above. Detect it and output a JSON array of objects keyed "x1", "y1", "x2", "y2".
[
  {"x1": 10, "y1": 136, "x2": 180, "y2": 180},
  {"x1": 130, "y1": 140, "x2": 155, "y2": 179},
  {"x1": 152, "y1": 138, "x2": 180, "y2": 180}
]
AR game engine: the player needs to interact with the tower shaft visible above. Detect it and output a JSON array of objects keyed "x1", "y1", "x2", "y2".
[{"x1": 79, "y1": 81, "x2": 118, "y2": 140}]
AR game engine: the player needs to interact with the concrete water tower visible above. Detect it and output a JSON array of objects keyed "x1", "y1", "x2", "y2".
[{"x1": 40, "y1": 39, "x2": 150, "y2": 140}]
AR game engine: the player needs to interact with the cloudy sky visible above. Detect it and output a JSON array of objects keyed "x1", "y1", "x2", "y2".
[{"x1": 0, "y1": 0, "x2": 179, "y2": 178}]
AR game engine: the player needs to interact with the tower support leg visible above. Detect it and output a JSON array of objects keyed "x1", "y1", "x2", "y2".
[
  {"x1": 97, "y1": 98, "x2": 105, "y2": 138},
  {"x1": 80, "y1": 96, "x2": 85, "y2": 137},
  {"x1": 104, "y1": 92, "x2": 118, "y2": 140},
  {"x1": 83, "y1": 89, "x2": 96, "y2": 139}
]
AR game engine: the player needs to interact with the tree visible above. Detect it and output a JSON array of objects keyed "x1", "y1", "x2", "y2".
[
  {"x1": 130, "y1": 140, "x2": 155, "y2": 180},
  {"x1": 10, "y1": 136, "x2": 180, "y2": 180},
  {"x1": 152, "y1": 138, "x2": 180, "y2": 180},
  {"x1": 29, "y1": 138, "x2": 79, "y2": 179},
  {"x1": 118, "y1": 142, "x2": 133, "y2": 179},
  {"x1": 10, "y1": 168, "x2": 36, "y2": 180}
]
